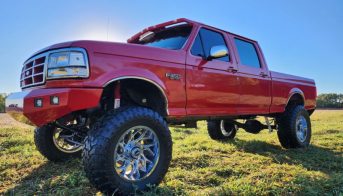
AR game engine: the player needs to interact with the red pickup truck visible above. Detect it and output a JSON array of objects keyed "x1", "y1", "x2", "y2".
[{"x1": 6, "y1": 18, "x2": 316, "y2": 194}]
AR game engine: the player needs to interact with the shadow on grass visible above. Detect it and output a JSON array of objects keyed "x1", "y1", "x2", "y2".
[
  {"x1": 4, "y1": 131, "x2": 342, "y2": 195},
  {"x1": 4, "y1": 159, "x2": 96, "y2": 195},
  {"x1": 173, "y1": 128, "x2": 195, "y2": 135},
  {"x1": 4, "y1": 158, "x2": 181, "y2": 196},
  {"x1": 223, "y1": 137, "x2": 343, "y2": 175}
]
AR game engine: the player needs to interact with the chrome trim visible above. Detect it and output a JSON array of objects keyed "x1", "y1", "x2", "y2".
[
  {"x1": 5, "y1": 91, "x2": 31, "y2": 112},
  {"x1": 220, "y1": 120, "x2": 235, "y2": 136},
  {"x1": 20, "y1": 53, "x2": 48, "y2": 88},
  {"x1": 296, "y1": 115, "x2": 308, "y2": 142},
  {"x1": 21, "y1": 47, "x2": 89, "y2": 89},
  {"x1": 104, "y1": 76, "x2": 169, "y2": 115},
  {"x1": 209, "y1": 45, "x2": 229, "y2": 59},
  {"x1": 220, "y1": 120, "x2": 230, "y2": 136},
  {"x1": 114, "y1": 125, "x2": 160, "y2": 181},
  {"x1": 53, "y1": 128, "x2": 83, "y2": 153}
]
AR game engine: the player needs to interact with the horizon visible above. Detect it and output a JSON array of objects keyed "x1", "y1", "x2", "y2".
[{"x1": 0, "y1": 0, "x2": 342, "y2": 94}]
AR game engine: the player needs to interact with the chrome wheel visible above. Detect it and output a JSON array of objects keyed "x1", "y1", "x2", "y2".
[
  {"x1": 296, "y1": 115, "x2": 308, "y2": 142},
  {"x1": 114, "y1": 126, "x2": 160, "y2": 181},
  {"x1": 52, "y1": 128, "x2": 83, "y2": 153},
  {"x1": 220, "y1": 120, "x2": 234, "y2": 136}
]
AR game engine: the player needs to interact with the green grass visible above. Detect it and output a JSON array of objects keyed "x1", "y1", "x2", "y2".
[
  {"x1": 7, "y1": 112, "x2": 34, "y2": 126},
  {"x1": 1, "y1": 110, "x2": 342, "y2": 195}
]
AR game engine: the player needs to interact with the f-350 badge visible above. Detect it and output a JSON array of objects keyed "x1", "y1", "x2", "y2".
[{"x1": 165, "y1": 73, "x2": 181, "y2": 80}]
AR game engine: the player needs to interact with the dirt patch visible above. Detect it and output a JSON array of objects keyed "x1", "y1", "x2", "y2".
[{"x1": 0, "y1": 113, "x2": 33, "y2": 129}]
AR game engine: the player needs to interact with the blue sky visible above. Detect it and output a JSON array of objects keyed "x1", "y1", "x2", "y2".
[{"x1": 0, "y1": 0, "x2": 342, "y2": 94}]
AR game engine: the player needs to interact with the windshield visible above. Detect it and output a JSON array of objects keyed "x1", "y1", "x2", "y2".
[{"x1": 134, "y1": 24, "x2": 192, "y2": 50}]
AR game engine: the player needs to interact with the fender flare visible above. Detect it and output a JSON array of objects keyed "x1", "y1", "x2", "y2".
[{"x1": 285, "y1": 88, "x2": 305, "y2": 108}]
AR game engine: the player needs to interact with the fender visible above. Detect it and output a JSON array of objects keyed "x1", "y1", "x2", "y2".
[
  {"x1": 103, "y1": 68, "x2": 167, "y2": 90},
  {"x1": 285, "y1": 88, "x2": 305, "y2": 107},
  {"x1": 102, "y1": 68, "x2": 169, "y2": 114}
]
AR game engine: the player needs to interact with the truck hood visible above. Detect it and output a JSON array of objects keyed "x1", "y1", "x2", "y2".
[{"x1": 29, "y1": 40, "x2": 186, "y2": 65}]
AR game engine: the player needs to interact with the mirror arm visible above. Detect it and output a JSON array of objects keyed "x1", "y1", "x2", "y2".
[{"x1": 206, "y1": 55, "x2": 213, "y2": 61}]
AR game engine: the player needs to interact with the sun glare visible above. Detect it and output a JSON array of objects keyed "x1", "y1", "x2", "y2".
[{"x1": 77, "y1": 24, "x2": 127, "y2": 43}]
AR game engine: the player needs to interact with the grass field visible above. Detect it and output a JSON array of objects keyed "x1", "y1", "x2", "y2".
[{"x1": 0, "y1": 110, "x2": 342, "y2": 195}]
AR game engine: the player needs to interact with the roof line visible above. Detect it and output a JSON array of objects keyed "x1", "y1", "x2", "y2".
[{"x1": 127, "y1": 18, "x2": 257, "y2": 43}]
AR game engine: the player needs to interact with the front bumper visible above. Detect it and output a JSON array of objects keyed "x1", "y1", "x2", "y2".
[
  {"x1": 6, "y1": 91, "x2": 31, "y2": 112},
  {"x1": 6, "y1": 88, "x2": 103, "y2": 126}
]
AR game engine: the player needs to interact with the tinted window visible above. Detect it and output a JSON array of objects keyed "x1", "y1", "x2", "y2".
[
  {"x1": 134, "y1": 25, "x2": 192, "y2": 50},
  {"x1": 234, "y1": 38, "x2": 261, "y2": 68},
  {"x1": 190, "y1": 28, "x2": 229, "y2": 62},
  {"x1": 190, "y1": 34, "x2": 204, "y2": 57}
]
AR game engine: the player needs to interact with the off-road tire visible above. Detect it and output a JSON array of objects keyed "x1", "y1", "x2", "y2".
[
  {"x1": 277, "y1": 105, "x2": 312, "y2": 148},
  {"x1": 34, "y1": 125, "x2": 81, "y2": 162},
  {"x1": 82, "y1": 107, "x2": 172, "y2": 194},
  {"x1": 207, "y1": 120, "x2": 237, "y2": 140}
]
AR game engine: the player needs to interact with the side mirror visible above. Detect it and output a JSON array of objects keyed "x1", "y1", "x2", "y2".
[{"x1": 208, "y1": 45, "x2": 228, "y2": 60}]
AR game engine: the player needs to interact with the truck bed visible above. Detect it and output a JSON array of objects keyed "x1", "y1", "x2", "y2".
[{"x1": 270, "y1": 71, "x2": 317, "y2": 113}]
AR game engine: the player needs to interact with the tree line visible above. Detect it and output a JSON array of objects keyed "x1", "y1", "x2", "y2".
[
  {"x1": 0, "y1": 94, "x2": 5, "y2": 113},
  {"x1": 316, "y1": 93, "x2": 343, "y2": 109},
  {"x1": 0, "y1": 93, "x2": 342, "y2": 113}
]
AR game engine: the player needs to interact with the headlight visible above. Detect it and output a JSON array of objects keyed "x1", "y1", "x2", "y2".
[{"x1": 47, "y1": 48, "x2": 89, "y2": 79}]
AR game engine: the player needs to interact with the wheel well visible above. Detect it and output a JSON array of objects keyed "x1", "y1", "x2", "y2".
[
  {"x1": 102, "y1": 79, "x2": 168, "y2": 117},
  {"x1": 286, "y1": 93, "x2": 304, "y2": 109}
]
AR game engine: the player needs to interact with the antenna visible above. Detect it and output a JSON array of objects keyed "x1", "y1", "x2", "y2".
[{"x1": 107, "y1": 16, "x2": 110, "y2": 41}]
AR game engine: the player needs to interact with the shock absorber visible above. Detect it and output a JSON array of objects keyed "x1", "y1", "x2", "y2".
[{"x1": 114, "y1": 81, "x2": 121, "y2": 109}]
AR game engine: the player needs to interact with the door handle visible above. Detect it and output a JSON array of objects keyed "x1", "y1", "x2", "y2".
[
  {"x1": 228, "y1": 66, "x2": 238, "y2": 73},
  {"x1": 260, "y1": 72, "x2": 268, "y2": 78}
]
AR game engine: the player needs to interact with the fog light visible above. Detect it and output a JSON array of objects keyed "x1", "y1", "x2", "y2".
[
  {"x1": 50, "y1": 96, "x2": 59, "y2": 105},
  {"x1": 34, "y1": 98, "x2": 43, "y2": 107}
]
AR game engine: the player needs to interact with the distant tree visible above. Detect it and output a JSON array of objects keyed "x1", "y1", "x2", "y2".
[
  {"x1": 316, "y1": 93, "x2": 343, "y2": 108},
  {"x1": 0, "y1": 94, "x2": 5, "y2": 113}
]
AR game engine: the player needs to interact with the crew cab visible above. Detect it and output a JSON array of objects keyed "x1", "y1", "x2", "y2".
[{"x1": 6, "y1": 18, "x2": 316, "y2": 194}]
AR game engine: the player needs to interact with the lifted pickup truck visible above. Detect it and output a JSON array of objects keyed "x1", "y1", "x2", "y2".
[{"x1": 6, "y1": 18, "x2": 316, "y2": 194}]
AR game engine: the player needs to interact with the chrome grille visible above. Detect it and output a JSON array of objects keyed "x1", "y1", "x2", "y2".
[{"x1": 20, "y1": 55, "x2": 46, "y2": 88}]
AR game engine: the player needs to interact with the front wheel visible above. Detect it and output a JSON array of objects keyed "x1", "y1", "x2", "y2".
[
  {"x1": 34, "y1": 125, "x2": 83, "y2": 162},
  {"x1": 277, "y1": 105, "x2": 312, "y2": 148},
  {"x1": 82, "y1": 107, "x2": 172, "y2": 194}
]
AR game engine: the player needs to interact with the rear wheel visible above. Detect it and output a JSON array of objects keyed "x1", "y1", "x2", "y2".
[
  {"x1": 207, "y1": 120, "x2": 237, "y2": 140},
  {"x1": 277, "y1": 105, "x2": 312, "y2": 148},
  {"x1": 82, "y1": 107, "x2": 172, "y2": 194},
  {"x1": 34, "y1": 125, "x2": 83, "y2": 162}
]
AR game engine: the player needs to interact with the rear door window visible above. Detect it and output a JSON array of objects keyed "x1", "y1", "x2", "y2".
[{"x1": 234, "y1": 38, "x2": 261, "y2": 68}]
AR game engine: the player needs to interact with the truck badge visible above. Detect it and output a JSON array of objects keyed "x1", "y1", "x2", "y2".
[{"x1": 165, "y1": 73, "x2": 181, "y2": 80}]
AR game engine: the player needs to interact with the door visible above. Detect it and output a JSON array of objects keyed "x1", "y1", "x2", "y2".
[
  {"x1": 186, "y1": 27, "x2": 240, "y2": 116},
  {"x1": 230, "y1": 36, "x2": 272, "y2": 115}
]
